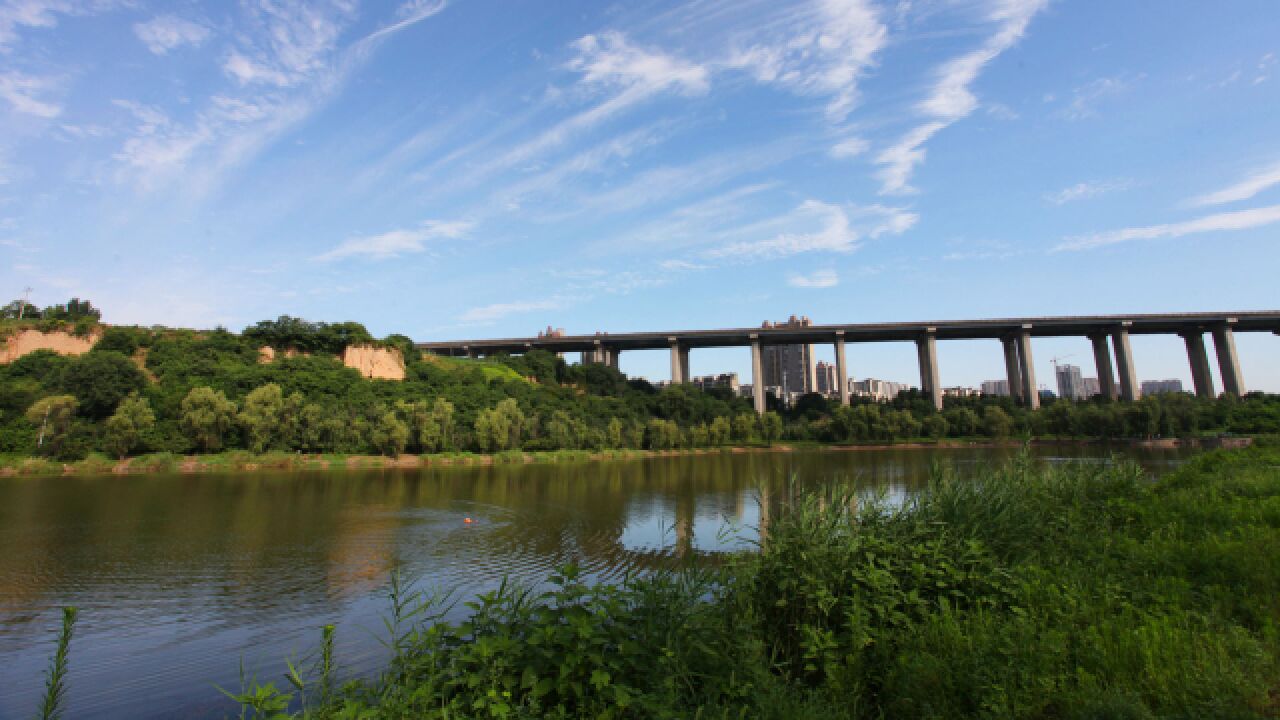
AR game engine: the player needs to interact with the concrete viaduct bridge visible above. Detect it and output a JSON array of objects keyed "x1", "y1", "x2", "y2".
[{"x1": 418, "y1": 311, "x2": 1280, "y2": 415}]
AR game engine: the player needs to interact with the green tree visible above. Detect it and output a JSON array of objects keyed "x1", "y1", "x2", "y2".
[
  {"x1": 103, "y1": 393, "x2": 155, "y2": 458},
  {"x1": 180, "y1": 387, "x2": 237, "y2": 452},
  {"x1": 606, "y1": 417, "x2": 625, "y2": 448},
  {"x1": 760, "y1": 411, "x2": 783, "y2": 445},
  {"x1": 689, "y1": 423, "x2": 710, "y2": 447},
  {"x1": 944, "y1": 407, "x2": 981, "y2": 437},
  {"x1": 26, "y1": 395, "x2": 78, "y2": 455},
  {"x1": 475, "y1": 398, "x2": 526, "y2": 452},
  {"x1": 238, "y1": 384, "x2": 285, "y2": 452},
  {"x1": 371, "y1": 410, "x2": 410, "y2": 456},
  {"x1": 922, "y1": 413, "x2": 948, "y2": 440},
  {"x1": 709, "y1": 416, "x2": 732, "y2": 446},
  {"x1": 545, "y1": 410, "x2": 581, "y2": 450},
  {"x1": 428, "y1": 397, "x2": 456, "y2": 452},
  {"x1": 732, "y1": 412, "x2": 758, "y2": 444},
  {"x1": 1, "y1": 299, "x2": 40, "y2": 319},
  {"x1": 59, "y1": 351, "x2": 147, "y2": 419},
  {"x1": 645, "y1": 418, "x2": 680, "y2": 450},
  {"x1": 983, "y1": 406, "x2": 1013, "y2": 438}
]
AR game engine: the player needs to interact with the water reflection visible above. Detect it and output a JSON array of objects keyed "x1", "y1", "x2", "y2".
[{"x1": 0, "y1": 446, "x2": 1188, "y2": 719}]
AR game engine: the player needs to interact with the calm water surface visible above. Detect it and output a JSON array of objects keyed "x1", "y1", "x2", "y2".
[{"x1": 0, "y1": 446, "x2": 1192, "y2": 719}]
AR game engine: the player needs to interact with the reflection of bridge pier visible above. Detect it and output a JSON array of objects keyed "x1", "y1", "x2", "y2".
[{"x1": 673, "y1": 492, "x2": 695, "y2": 558}]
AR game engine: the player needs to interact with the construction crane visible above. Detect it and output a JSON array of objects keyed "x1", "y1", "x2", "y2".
[{"x1": 1050, "y1": 353, "x2": 1076, "y2": 368}]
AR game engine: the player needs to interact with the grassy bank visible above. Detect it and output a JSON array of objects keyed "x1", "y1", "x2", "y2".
[
  {"x1": 201, "y1": 446, "x2": 1280, "y2": 719},
  {"x1": 2, "y1": 437, "x2": 1260, "y2": 478}
]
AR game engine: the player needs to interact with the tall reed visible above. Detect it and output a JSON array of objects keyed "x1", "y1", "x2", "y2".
[{"x1": 37, "y1": 606, "x2": 78, "y2": 720}]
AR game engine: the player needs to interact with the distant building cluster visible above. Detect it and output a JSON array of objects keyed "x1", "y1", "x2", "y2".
[
  {"x1": 1141, "y1": 379, "x2": 1184, "y2": 395},
  {"x1": 849, "y1": 378, "x2": 914, "y2": 402},
  {"x1": 691, "y1": 373, "x2": 740, "y2": 393},
  {"x1": 981, "y1": 379, "x2": 1010, "y2": 396}
]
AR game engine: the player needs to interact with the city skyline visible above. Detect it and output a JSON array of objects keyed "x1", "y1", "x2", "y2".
[{"x1": 1, "y1": 1, "x2": 1278, "y2": 391}]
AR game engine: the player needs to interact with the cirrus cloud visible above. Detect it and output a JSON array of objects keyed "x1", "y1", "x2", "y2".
[{"x1": 316, "y1": 220, "x2": 474, "y2": 261}]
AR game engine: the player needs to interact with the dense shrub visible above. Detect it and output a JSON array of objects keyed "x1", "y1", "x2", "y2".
[{"x1": 221, "y1": 448, "x2": 1280, "y2": 719}]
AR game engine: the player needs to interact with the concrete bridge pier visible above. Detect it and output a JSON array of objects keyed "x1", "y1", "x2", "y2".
[
  {"x1": 751, "y1": 335, "x2": 766, "y2": 415},
  {"x1": 1212, "y1": 323, "x2": 1245, "y2": 397},
  {"x1": 1112, "y1": 326, "x2": 1139, "y2": 401},
  {"x1": 1090, "y1": 333, "x2": 1118, "y2": 400},
  {"x1": 1181, "y1": 331, "x2": 1216, "y2": 398},
  {"x1": 1001, "y1": 336, "x2": 1024, "y2": 404},
  {"x1": 1017, "y1": 327, "x2": 1039, "y2": 410},
  {"x1": 669, "y1": 338, "x2": 689, "y2": 384},
  {"x1": 916, "y1": 329, "x2": 942, "y2": 411},
  {"x1": 834, "y1": 331, "x2": 849, "y2": 406}
]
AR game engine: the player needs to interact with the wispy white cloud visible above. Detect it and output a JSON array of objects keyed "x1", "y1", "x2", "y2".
[
  {"x1": 570, "y1": 30, "x2": 709, "y2": 95},
  {"x1": 133, "y1": 15, "x2": 209, "y2": 55},
  {"x1": 0, "y1": 70, "x2": 61, "y2": 117},
  {"x1": 223, "y1": 51, "x2": 294, "y2": 86},
  {"x1": 1044, "y1": 178, "x2": 1133, "y2": 205},
  {"x1": 708, "y1": 200, "x2": 916, "y2": 259},
  {"x1": 474, "y1": 32, "x2": 708, "y2": 182},
  {"x1": 1190, "y1": 160, "x2": 1280, "y2": 207},
  {"x1": 787, "y1": 268, "x2": 838, "y2": 288},
  {"x1": 1060, "y1": 75, "x2": 1130, "y2": 120},
  {"x1": 459, "y1": 298, "x2": 565, "y2": 324},
  {"x1": 830, "y1": 136, "x2": 869, "y2": 159},
  {"x1": 113, "y1": 0, "x2": 450, "y2": 192},
  {"x1": 876, "y1": 0, "x2": 1047, "y2": 194},
  {"x1": 726, "y1": 0, "x2": 888, "y2": 122},
  {"x1": 566, "y1": 138, "x2": 798, "y2": 219},
  {"x1": 0, "y1": 0, "x2": 126, "y2": 51},
  {"x1": 1256, "y1": 52, "x2": 1275, "y2": 84},
  {"x1": 315, "y1": 220, "x2": 474, "y2": 261},
  {"x1": 1054, "y1": 204, "x2": 1280, "y2": 251}
]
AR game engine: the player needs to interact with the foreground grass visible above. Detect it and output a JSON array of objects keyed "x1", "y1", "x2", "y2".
[{"x1": 209, "y1": 447, "x2": 1280, "y2": 719}]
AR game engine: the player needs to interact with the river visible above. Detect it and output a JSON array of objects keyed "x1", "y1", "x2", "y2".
[{"x1": 0, "y1": 446, "x2": 1192, "y2": 719}]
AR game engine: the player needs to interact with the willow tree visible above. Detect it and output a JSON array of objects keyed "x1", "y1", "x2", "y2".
[
  {"x1": 103, "y1": 393, "x2": 155, "y2": 459},
  {"x1": 180, "y1": 387, "x2": 237, "y2": 452}
]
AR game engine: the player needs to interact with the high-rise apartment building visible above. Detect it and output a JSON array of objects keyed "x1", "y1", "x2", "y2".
[
  {"x1": 1055, "y1": 363, "x2": 1086, "y2": 401},
  {"x1": 1141, "y1": 379, "x2": 1185, "y2": 395},
  {"x1": 760, "y1": 315, "x2": 817, "y2": 394},
  {"x1": 981, "y1": 379, "x2": 1010, "y2": 396},
  {"x1": 814, "y1": 361, "x2": 838, "y2": 395}
]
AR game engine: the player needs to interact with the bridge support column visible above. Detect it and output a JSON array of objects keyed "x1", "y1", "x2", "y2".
[
  {"x1": 1001, "y1": 337, "x2": 1023, "y2": 403},
  {"x1": 1017, "y1": 327, "x2": 1039, "y2": 410},
  {"x1": 1112, "y1": 327, "x2": 1139, "y2": 401},
  {"x1": 1090, "y1": 334, "x2": 1117, "y2": 400},
  {"x1": 751, "y1": 336, "x2": 766, "y2": 416},
  {"x1": 916, "y1": 329, "x2": 942, "y2": 411},
  {"x1": 1212, "y1": 323, "x2": 1245, "y2": 397},
  {"x1": 834, "y1": 332, "x2": 849, "y2": 406},
  {"x1": 669, "y1": 338, "x2": 688, "y2": 384},
  {"x1": 1182, "y1": 331, "x2": 1215, "y2": 398}
]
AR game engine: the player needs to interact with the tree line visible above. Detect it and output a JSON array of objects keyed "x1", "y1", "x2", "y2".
[{"x1": 2, "y1": 307, "x2": 1278, "y2": 461}]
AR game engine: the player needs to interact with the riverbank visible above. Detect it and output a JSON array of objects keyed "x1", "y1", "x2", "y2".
[
  {"x1": 0, "y1": 435, "x2": 1257, "y2": 477},
  {"x1": 199, "y1": 445, "x2": 1280, "y2": 719}
]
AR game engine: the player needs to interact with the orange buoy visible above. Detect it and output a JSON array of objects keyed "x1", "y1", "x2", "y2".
[{"x1": 464, "y1": 517, "x2": 473, "y2": 524}]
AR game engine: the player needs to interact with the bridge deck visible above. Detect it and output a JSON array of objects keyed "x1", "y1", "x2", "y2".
[{"x1": 416, "y1": 311, "x2": 1280, "y2": 355}]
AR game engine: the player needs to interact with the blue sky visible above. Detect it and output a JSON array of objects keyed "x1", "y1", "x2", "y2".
[{"x1": 1, "y1": 0, "x2": 1278, "y2": 392}]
